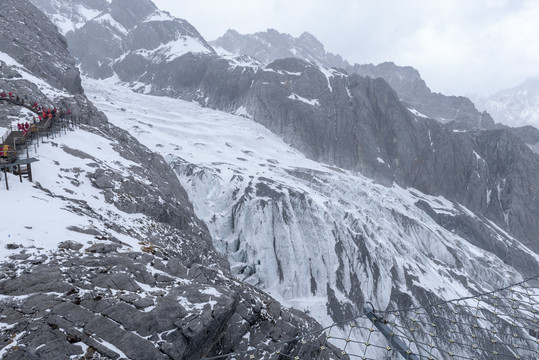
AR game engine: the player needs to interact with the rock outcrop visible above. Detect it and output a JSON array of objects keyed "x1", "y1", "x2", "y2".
[{"x1": 1, "y1": 245, "x2": 338, "y2": 360}]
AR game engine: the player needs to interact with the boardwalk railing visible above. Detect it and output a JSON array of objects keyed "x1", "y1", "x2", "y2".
[{"x1": 0, "y1": 128, "x2": 9, "y2": 144}]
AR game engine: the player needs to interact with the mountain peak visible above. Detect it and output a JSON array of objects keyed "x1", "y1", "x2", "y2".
[
  {"x1": 298, "y1": 31, "x2": 320, "y2": 43},
  {"x1": 212, "y1": 28, "x2": 347, "y2": 69},
  {"x1": 108, "y1": 0, "x2": 158, "y2": 30},
  {"x1": 474, "y1": 76, "x2": 539, "y2": 130}
]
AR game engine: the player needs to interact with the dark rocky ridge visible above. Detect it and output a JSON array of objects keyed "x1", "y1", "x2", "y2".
[
  {"x1": 213, "y1": 28, "x2": 539, "y2": 147},
  {"x1": 212, "y1": 29, "x2": 487, "y2": 126}
]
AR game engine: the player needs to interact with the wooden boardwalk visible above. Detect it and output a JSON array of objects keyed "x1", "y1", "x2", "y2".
[{"x1": 0, "y1": 97, "x2": 78, "y2": 190}]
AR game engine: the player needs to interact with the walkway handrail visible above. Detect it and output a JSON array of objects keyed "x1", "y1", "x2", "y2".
[{"x1": 0, "y1": 129, "x2": 8, "y2": 144}]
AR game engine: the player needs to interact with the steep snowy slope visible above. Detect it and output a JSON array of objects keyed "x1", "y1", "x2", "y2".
[{"x1": 84, "y1": 76, "x2": 539, "y2": 357}]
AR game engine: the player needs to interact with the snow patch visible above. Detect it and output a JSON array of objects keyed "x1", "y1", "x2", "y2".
[
  {"x1": 144, "y1": 11, "x2": 175, "y2": 23},
  {"x1": 408, "y1": 107, "x2": 429, "y2": 118},
  {"x1": 93, "y1": 13, "x2": 128, "y2": 35},
  {"x1": 135, "y1": 36, "x2": 211, "y2": 63},
  {"x1": 288, "y1": 93, "x2": 319, "y2": 107},
  {"x1": 234, "y1": 106, "x2": 251, "y2": 118}
]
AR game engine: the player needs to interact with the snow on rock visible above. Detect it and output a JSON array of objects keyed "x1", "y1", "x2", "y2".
[
  {"x1": 143, "y1": 10, "x2": 175, "y2": 23},
  {"x1": 288, "y1": 93, "x2": 320, "y2": 107},
  {"x1": 135, "y1": 36, "x2": 212, "y2": 63},
  {"x1": 0, "y1": 51, "x2": 70, "y2": 100},
  {"x1": 92, "y1": 13, "x2": 128, "y2": 36},
  {"x1": 408, "y1": 106, "x2": 429, "y2": 119}
]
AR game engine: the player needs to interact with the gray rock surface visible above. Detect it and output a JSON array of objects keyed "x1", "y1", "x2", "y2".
[
  {"x1": 0, "y1": 0, "x2": 83, "y2": 94},
  {"x1": 0, "y1": 249, "x2": 342, "y2": 359},
  {"x1": 212, "y1": 28, "x2": 539, "y2": 145}
]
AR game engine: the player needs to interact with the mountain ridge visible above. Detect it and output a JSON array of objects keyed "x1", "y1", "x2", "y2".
[{"x1": 10, "y1": 1, "x2": 539, "y2": 358}]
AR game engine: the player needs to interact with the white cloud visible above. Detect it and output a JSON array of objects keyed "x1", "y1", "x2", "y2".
[{"x1": 153, "y1": 0, "x2": 539, "y2": 96}]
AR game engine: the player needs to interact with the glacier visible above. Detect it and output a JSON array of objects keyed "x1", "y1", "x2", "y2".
[{"x1": 82, "y1": 76, "x2": 539, "y2": 357}]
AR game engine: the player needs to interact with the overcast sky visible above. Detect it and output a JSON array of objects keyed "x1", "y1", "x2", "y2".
[{"x1": 152, "y1": 0, "x2": 539, "y2": 97}]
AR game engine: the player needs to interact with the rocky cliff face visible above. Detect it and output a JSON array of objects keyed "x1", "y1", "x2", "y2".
[
  {"x1": 31, "y1": 0, "x2": 215, "y2": 79},
  {"x1": 0, "y1": 0, "x2": 83, "y2": 94},
  {"x1": 350, "y1": 62, "x2": 490, "y2": 127},
  {"x1": 1, "y1": 2, "x2": 339, "y2": 359},
  {"x1": 243, "y1": 58, "x2": 539, "y2": 251},
  {"x1": 211, "y1": 29, "x2": 539, "y2": 150},
  {"x1": 211, "y1": 29, "x2": 495, "y2": 129}
]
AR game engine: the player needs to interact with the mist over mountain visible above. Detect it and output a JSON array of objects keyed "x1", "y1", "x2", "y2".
[
  {"x1": 0, "y1": 0, "x2": 537, "y2": 358},
  {"x1": 473, "y1": 77, "x2": 539, "y2": 132}
]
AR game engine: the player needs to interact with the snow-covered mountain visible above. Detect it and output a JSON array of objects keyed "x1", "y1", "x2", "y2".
[
  {"x1": 473, "y1": 77, "x2": 539, "y2": 131},
  {"x1": 3, "y1": 0, "x2": 538, "y2": 358},
  {"x1": 29, "y1": 0, "x2": 539, "y2": 249},
  {"x1": 0, "y1": 2, "x2": 338, "y2": 359},
  {"x1": 30, "y1": 0, "x2": 215, "y2": 79}
]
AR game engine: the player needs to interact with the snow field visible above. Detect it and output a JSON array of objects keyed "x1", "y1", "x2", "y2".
[{"x1": 0, "y1": 125, "x2": 165, "y2": 263}]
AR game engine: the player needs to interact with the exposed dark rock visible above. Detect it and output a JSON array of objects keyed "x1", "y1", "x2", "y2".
[
  {"x1": 0, "y1": 0, "x2": 83, "y2": 94},
  {"x1": 0, "y1": 250, "x2": 344, "y2": 359},
  {"x1": 58, "y1": 241, "x2": 84, "y2": 251}
]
